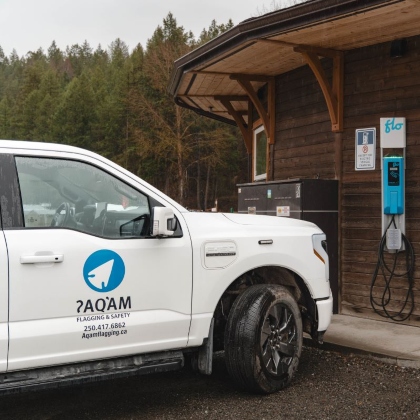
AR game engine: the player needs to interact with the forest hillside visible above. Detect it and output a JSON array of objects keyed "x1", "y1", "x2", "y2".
[{"x1": 0, "y1": 14, "x2": 247, "y2": 211}]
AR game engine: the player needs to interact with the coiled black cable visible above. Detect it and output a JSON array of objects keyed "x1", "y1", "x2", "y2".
[{"x1": 370, "y1": 215, "x2": 415, "y2": 321}]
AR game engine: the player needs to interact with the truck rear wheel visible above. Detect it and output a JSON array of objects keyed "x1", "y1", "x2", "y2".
[{"x1": 224, "y1": 284, "x2": 302, "y2": 394}]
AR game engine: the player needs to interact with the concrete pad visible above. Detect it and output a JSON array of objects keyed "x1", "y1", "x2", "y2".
[{"x1": 319, "y1": 314, "x2": 420, "y2": 368}]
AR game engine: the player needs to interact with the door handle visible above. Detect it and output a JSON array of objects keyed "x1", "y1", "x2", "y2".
[{"x1": 20, "y1": 254, "x2": 64, "y2": 264}]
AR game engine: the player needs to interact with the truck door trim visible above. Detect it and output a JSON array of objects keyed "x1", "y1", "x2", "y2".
[{"x1": 0, "y1": 154, "x2": 23, "y2": 229}]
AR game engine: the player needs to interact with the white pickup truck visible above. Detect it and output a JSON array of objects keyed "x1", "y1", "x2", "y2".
[{"x1": 0, "y1": 140, "x2": 332, "y2": 394}]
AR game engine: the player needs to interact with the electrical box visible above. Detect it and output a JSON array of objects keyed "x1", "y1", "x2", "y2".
[{"x1": 237, "y1": 179, "x2": 338, "y2": 313}]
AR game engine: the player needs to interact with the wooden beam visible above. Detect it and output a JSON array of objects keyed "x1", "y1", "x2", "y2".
[
  {"x1": 178, "y1": 94, "x2": 249, "y2": 110},
  {"x1": 216, "y1": 109, "x2": 248, "y2": 115},
  {"x1": 259, "y1": 39, "x2": 341, "y2": 59},
  {"x1": 189, "y1": 70, "x2": 276, "y2": 80},
  {"x1": 257, "y1": 38, "x2": 298, "y2": 48},
  {"x1": 197, "y1": 110, "x2": 247, "y2": 115},
  {"x1": 248, "y1": 101, "x2": 253, "y2": 180},
  {"x1": 231, "y1": 75, "x2": 276, "y2": 145},
  {"x1": 188, "y1": 70, "x2": 232, "y2": 76},
  {"x1": 333, "y1": 52, "x2": 344, "y2": 133},
  {"x1": 180, "y1": 96, "x2": 247, "y2": 103},
  {"x1": 232, "y1": 76, "x2": 270, "y2": 143},
  {"x1": 300, "y1": 50, "x2": 338, "y2": 121},
  {"x1": 220, "y1": 99, "x2": 252, "y2": 154},
  {"x1": 294, "y1": 45, "x2": 341, "y2": 59},
  {"x1": 294, "y1": 47, "x2": 344, "y2": 132},
  {"x1": 268, "y1": 77, "x2": 275, "y2": 181},
  {"x1": 230, "y1": 73, "x2": 273, "y2": 83},
  {"x1": 229, "y1": 75, "x2": 276, "y2": 181},
  {"x1": 268, "y1": 75, "x2": 276, "y2": 147},
  {"x1": 214, "y1": 95, "x2": 249, "y2": 102},
  {"x1": 188, "y1": 70, "x2": 271, "y2": 80}
]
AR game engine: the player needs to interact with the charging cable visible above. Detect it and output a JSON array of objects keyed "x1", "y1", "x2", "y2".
[{"x1": 370, "y1": 215, "x2": 415, "y2": 321}]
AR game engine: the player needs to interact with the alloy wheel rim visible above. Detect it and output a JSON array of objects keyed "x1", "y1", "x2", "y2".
[{"x1": 260, "y1": 303, "x2": 297, "y2": 376}]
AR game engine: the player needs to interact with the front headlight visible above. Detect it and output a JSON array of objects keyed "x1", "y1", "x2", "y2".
[{"x1": 312, "y1": 233, "x2": 329, "y2": 280}]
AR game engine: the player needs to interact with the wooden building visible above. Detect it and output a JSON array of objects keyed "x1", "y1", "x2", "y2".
[{"x1": 168, "y1": 0, "x2": 420, "y2": 326}]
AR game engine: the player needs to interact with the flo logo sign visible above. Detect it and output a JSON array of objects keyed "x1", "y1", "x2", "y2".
[
  {"x1": 83, "y1": 250, "x2": 125, "y2": 293},
  {"x1": 380, "y1": 117, "x2": 406, "y2": 148}
]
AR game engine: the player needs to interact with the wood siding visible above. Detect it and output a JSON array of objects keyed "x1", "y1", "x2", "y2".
[
  {"x1": 274, "y1": 35, "x2": 420, "y2": 326},
  {"x1": 275, "y1": 62, "x2": 336, "y2": 180}
]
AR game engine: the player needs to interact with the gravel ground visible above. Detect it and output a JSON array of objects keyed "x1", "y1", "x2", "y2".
[{"x1": 0, "y1": 346, "x2": 419, "y2": 420}]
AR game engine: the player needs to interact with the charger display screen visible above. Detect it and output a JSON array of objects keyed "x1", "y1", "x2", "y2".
[{"x1": 388, "y1": 161, "x2": 400, "y2": 186}]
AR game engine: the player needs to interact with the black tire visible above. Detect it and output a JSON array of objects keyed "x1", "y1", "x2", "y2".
[{"x1": 224, "y1": 284, "x2": 302, "y2": 394}]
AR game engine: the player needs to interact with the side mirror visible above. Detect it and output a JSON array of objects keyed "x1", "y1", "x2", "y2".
[{"x1": 151, "y1": 207, "x2": 175, "y2": 237}]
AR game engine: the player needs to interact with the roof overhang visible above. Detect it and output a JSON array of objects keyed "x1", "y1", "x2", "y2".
[{"x1": 169, "y1": 0, "x2": 420, "y2": 127}]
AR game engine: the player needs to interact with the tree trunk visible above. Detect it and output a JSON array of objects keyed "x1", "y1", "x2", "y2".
[
  {"x1": 177, "y1": 144, "x2": 183, "y2": 204},
  {"x1": 204, "y1": 164, "x2": 211, "y2": 210},
  {"x1": 213, "y1": 177, "x2": 218, "y2": 211},
  {"x1": 176, "y1": 107, "x2": 184, "y2": 205},
  {"x1": 197, "y1": 159, "x2": 201, "y2": 210},
  {"x1": 164, "y1": 173, "x2": 170, "y2": 195}
]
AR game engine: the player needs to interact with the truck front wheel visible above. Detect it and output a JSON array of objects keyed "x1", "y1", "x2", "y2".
[{"x1": 224, "y1": 284, "x2": 302, "y2": 393}]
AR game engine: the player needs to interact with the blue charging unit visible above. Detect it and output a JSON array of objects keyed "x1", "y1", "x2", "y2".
[
  {"x1": 372, "y1": 118, "x2": 415, "y2": 321},
  {"x1": 380, "y1": 117, "x2": 406, "y2": 249},
  {"x1": 383, "y1": 156, "x2": 404, "y2": 215}
]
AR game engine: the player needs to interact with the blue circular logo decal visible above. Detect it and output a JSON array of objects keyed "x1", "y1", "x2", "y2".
[{"x1": 83, "y1": 250, "x2": 125, "y2": 293}]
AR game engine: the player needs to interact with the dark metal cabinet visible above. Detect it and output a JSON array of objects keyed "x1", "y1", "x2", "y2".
[{"x1": 238, "y1": 179, "x2": 338, "y2": 313}]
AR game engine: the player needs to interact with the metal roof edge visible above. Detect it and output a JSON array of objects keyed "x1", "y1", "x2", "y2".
[{"x1": 168, "y1": 0, "x2": 402, "y2": 97}]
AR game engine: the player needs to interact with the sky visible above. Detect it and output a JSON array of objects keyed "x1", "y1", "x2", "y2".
[{"x1": 0, "y1": 0, "x2": 281, "y2": 57}]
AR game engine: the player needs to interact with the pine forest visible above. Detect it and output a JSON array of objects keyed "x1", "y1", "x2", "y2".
[{"x1": 0, "y1": 14, "x2": 248, "y2": 211}]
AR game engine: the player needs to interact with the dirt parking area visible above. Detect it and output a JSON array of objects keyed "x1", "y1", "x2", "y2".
[{"x1": 1, "y1": 346, "x2": 419, "y2": 419}]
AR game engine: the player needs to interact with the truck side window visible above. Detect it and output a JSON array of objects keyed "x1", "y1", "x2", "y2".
[{"x1": 15, "y1": 157, "x2": 151, "y2": 239}]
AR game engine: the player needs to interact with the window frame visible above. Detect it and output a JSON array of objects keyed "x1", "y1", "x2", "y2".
[
  {"x1": 253, "y1": 124, "x2": 267, "y2": 182},
  {"x1": 13, "y1": 155, "x2": 155, "y2": 239}
]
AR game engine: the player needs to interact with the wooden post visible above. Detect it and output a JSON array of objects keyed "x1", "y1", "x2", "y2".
[{"x1": 294, "y1": 46, "x2": 344, "y2": 132}]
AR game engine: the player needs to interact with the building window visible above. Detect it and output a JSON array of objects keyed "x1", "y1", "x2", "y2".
[{"x1": 253, "y1": 125, "x2": 267, "y2": 181}]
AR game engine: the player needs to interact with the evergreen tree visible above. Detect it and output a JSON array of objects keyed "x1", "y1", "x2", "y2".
[
  {"x1": 0, "y1": 14, "x2": 247, "y2": 210},
  {"x1": 53, "y1": 71, "x2": 96, "y2": 148},
  {"x1": 197, "y1": 19, "x2": 234, "y2": 45}
]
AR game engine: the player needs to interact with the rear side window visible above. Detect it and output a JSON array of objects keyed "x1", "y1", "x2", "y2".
[{"x1": 15, "y1": 157, "x2": 151, "y2": 239}]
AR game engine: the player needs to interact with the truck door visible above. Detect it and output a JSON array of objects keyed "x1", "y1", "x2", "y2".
[
  {"x1": 3, "y1": 154, "x2": 192, "y2": 372},
  {"x1": 0, "y1": 231, "x2": 8, "y2": 373}
]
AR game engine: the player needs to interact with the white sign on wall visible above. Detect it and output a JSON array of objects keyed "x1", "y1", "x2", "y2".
[
  {"x1": 380, "y1": 117, "x2": 406, "y2": 148},
  {"x1": 355, "y1": 128, "x2": 376, "y2": 170},
  {"x1": 276, "y1": 206, "x2": 290, "y2": 217}
]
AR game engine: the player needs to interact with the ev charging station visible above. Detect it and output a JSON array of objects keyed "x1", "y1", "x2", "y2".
[
  {"x1": 380, "y1": 117, "x2": 406, "y2": 252},
  {"x1": 370, "y1": 117, "x2": 414, "y2": 321}
]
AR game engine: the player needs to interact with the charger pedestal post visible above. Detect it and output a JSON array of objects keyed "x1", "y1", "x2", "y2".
[
  {"x1": 380, "y1": 117, "x2": 406, "y2": 252},
  {"x1": 371, "y1": 117, "x2": 414, "y2": 321}
]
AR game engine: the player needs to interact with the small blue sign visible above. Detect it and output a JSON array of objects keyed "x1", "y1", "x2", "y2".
[
  {"x1": 83, "y1": 250, "x2": 125, "y2": 293},
  {"x1": 355, "y1": 127, "x2": 376, "y2": 171},
  {"x1": 357, "y1": 129, "x2": 374, "y2": 146}
]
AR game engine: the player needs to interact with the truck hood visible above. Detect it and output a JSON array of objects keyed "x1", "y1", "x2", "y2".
[
  {"x1": 180, "y1": 212, "x2": 323, "y2": 239},
  {"x1": 222, "y1": 213, "x2": 317, "y2": 228}
]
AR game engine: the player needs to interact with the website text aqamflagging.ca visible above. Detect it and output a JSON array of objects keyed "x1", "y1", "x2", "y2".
[{"x1": 82, "y1": 328, "x2": 127, "y2": 339}]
